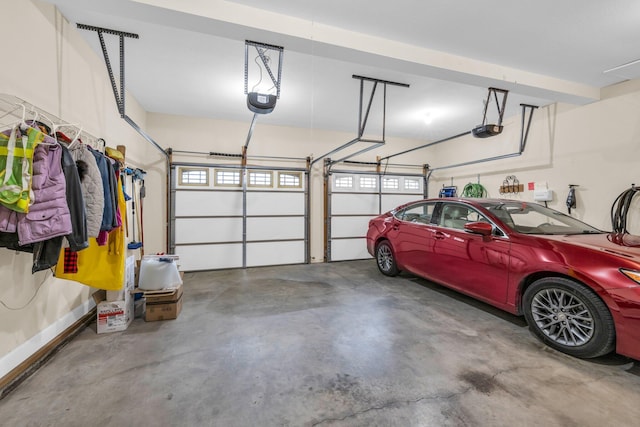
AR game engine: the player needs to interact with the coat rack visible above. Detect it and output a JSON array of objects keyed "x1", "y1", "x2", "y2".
[{"x1": 0, "y1": 93, "x2": 102, "y2": 150}]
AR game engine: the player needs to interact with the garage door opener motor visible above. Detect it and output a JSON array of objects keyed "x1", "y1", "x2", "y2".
[
  {"x1": 472, "y1": 87, "x2": 509, "y2": 138},
  {"x1": 244, "y1": 40, "x2": 284, "y2": 115}
]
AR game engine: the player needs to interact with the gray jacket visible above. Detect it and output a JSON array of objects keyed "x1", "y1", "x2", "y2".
[{"x1": 70, "y1": 144, "x2": 104, "y2": 238}]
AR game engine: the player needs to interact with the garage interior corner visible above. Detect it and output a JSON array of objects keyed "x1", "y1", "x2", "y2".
[{"x1": 1, "y1": 260, "x2": 639, "y2": 426}]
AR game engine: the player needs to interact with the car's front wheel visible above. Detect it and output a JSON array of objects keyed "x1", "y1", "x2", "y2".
[
  {"x1": 375, "y1": 240, "x2": 399, "y2": 277},
  {"x1": 523, "y1": 277, "x2": 615, "y2": 358}
]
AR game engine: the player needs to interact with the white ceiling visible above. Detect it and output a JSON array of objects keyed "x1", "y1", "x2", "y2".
[{"x1": 44, "y1": 0, "x2": 640, "y2": 145}]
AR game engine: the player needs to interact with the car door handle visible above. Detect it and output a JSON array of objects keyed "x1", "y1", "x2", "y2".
[
  {"x1": 435, "y1": 231, "x2": 446, "y2": 240},
  {"x1": 392, "y1": 224, "x2": 399, "y2": 230}
]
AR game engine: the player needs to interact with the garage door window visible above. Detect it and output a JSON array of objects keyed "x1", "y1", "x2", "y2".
[
  {"x1": 404, "y1": 178, "x2": 420, "y2": 190},
  {"x1": 249, "y1": 171, "x2": 273, "y2": 187},
  {"x1": 179, "y1": 167, "x2": 209, "y2": 186},
  {"x1": 382, "y1": 177, "x2": 399, "y2": 190},
  {"x1": 278, "y1": 172, "x2": 302, "y2": 188},
  {"x1": 335, "y1": 176, "x2": 353, "y2": 189},
  {"x1": 359, "y1": 176, "x2": 377, "y2": 189},
  {"x1": 214, "y1": 169, "x2": 241, "y2": 187}
]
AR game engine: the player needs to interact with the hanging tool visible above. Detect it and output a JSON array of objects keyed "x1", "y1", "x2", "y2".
[
  {"x1": 611, "y1": 184, "x2": 640, "y2": 234},
  {"x1": 462, "y1": 182, "x2": 487, "y2": 198},
  {"x1": 500, "y1": 175, "x2": 520, "y2": 194},
  {"x1": 127, "y1": 168, "x2": 146, "y2": 250},
  {"x1": 122, "y1": 167, "x2": 133, "y2": 202},
  {"x1": 566, "y1": 184, "x2": 578, "y2": 214},
  {"x1": 127, "y1": 173, "x2": 142, "y2": 250},
  {"x1": 439, "y1": 185, "x2": 457, "y2": 198},
  {"x1": 138, "y1": 169, "x2": 146, "y2": 256}
]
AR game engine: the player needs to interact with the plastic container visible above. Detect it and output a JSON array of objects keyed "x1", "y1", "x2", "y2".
[{"x1": 138, "y1": 257, "x2": 182, "y2": 290}]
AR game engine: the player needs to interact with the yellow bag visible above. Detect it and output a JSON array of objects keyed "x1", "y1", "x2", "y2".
[
  {"x1": 55, "y1": 175, "x2": 126, "y2": 290},
  {"x1": 55, "y1": 236, "x2": 125, "y2": 290}
]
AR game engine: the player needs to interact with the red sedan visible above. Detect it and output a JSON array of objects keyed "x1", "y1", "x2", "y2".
[{"x1": 366, "y1": 198, "x2": 640, "y2": 360}]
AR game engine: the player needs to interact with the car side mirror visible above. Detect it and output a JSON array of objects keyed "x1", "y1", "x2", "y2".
[{"x1": 464, "y1": 221, "x2": 493, "y2": 236}]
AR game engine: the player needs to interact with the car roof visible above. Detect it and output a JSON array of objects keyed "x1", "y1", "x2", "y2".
[{"x1": 400, "y1": 197, "x2": 520, "y2": 209}]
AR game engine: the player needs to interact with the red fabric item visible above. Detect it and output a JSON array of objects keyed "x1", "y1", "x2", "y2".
[
  {"x1": 97, "y1": 230, "x2": 109, "y2": 246},
  {"x1": 63, "y1": 248, "x2": 78, "y2": 274}
]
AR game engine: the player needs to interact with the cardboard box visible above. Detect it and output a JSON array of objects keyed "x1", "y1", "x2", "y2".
[
  {"x1": 144, "y1": 283, "x2": 183, "y2": 322},
  {"x1": 107, "y1": 255, "x2": 136, "y2": 302},
  {"x1": 94, "y1": 289, "x2": 134, "y2": 333}
]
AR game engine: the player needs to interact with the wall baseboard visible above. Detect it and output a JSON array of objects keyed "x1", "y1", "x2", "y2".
[{"x1": 0, "y1": 299, "x2": 96, "y2": 400}]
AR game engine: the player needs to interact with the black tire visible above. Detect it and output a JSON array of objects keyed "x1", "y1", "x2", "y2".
[
  {"x1": 523, "y1": 277, "x2": 615, "y2": 359},
  {"x1": 375, "y1": 240, "x2": 399, "y2": 277}
]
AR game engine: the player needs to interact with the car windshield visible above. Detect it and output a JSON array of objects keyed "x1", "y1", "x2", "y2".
[{"x1": 480, "y1": 201, "x2": 604, "y2": 235}]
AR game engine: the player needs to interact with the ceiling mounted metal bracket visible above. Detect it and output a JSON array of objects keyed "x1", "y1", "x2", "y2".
[
  {"x1": 244, "y1": 40, "x2": 284, "y2": 99},
  {"x1": 77, "y1": 23, "x2": 167, "y2": 158},
  {"x1": 311, "y1": 75, "x2": 409, "y2": 167},
  {"x1": 519, "y1": 104, "x2": 538, "y2": 153},
  {"x1": 430, "y1": 103, "x2": 538, "y2": 172},
  {"x1": 381, "y1": 88, "x2": 517, "y2": 162},
  {"x1": 482, "y1": 87, "x2": 509, "y2": 127}
]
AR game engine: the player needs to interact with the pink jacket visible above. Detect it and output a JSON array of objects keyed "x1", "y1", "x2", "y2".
[{"x1": 0, "y1": 140, "x2": 72, "y2": 245}]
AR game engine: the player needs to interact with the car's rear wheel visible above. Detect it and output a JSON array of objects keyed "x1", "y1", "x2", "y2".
[
  {"x1": 523, "y1": 277, "x2": 615, "y2": 358},
  {"x1": 375, "y1": 240, "x2": 399, "y2": 277}
]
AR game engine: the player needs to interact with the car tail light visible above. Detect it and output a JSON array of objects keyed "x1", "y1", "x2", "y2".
[{"x1": 620, "y1": 268, "x2": 640, "y2": 285}]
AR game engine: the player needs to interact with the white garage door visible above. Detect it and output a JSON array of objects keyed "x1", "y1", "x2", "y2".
[
  {"x1": 327, "y1": 171, "x2": 425, "y2": 261},
  {"x1": 171, "y1": 164, "x2": 308, "y2": 271}
]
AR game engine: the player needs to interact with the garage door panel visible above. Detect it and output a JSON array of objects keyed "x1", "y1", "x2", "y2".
[
  {"x1": 331, "y1": 193, "x2": 378, "y2": 215},
  {"x1": 331, "y1": 216, "x2": 374, "y2": 238},
  {"x1": 246, "y1": 192, "x2": 305, "y2": 215},
  {"x1": 175, "y1": 191, "x2": 242, "y2": 216},
  {"x1": 175, "y1": 243, "x2": 243, "y2": 271},
  {"x1": 247, "y1": 217, "x2": 304, "y2": 241},
  {"x1": 247, "y1": 241, "x2": 306, "y2": 267},
  {"x1": 328, "y1": 172, "x2": 423, "y2": 262},
  {"x1": 175, "y1": 217, "x2": 242, "y2": 244},
  {"x1": 173, "y1": 165, "x2": 307, "y2": 271},
  {"x1": 331, "y1": 238, "x2": 371, "y2": 261},
  {"x1": 381, "y1": 194, "x2": 423, "y2": 212}
]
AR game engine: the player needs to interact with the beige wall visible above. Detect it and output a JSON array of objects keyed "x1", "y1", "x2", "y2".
[{"x1": 0, "y1": 0, "x2": 159, "y2": 372}]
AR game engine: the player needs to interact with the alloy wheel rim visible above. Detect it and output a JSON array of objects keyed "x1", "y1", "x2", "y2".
[
  {"x1": 530, "y1": 288, "x2": 594, "y2": 347},
  {"x1": 377, "y1": 245, "x2": 393, "y2": 272}
]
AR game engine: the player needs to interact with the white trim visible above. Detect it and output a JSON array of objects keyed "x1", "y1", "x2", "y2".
[{"x1": 0, "y1": 298, "x2": 95, "y2": 379}]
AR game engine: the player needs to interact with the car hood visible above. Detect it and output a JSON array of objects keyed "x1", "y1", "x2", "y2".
[{"x1": 541, "y1": 233, "x2": 640, "y2": 260}]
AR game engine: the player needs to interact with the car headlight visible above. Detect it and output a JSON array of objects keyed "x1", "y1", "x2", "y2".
[{"x1": 620, "y1": 268, "x2": 640, "y2": 285}]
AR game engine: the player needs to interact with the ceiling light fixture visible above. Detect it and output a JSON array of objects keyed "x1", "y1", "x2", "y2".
[{"x1": 424, "y1": 112, "x2": 433, "y2": 125}]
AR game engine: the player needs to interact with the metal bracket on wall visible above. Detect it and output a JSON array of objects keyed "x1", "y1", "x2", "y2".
[
  {"x1": 312, "y1": 75, "x2": 409, "y2": 169},
  {"x1": 519, "y1": 103, "x2": 538, "y2": 153},
  {"x1": 76, "y1": 23, "x2": 167, "y2": 158}
]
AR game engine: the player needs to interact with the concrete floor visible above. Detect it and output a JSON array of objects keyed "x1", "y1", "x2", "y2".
[{"x1": 2, "y1": 260, "x2": 640, "y2": 426}]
